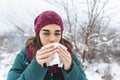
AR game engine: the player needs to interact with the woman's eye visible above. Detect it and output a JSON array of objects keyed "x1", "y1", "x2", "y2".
[
  {"x1": 43, "y1": 33, "x2": 50, "y2": 35},
  {"x1": 55, "y1": 33, "x2": 61, "y2": 36}
]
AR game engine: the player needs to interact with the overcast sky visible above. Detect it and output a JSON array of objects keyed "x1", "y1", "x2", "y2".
[
  {"x1": 0, "y1": 0, "x2": 120, "y2": 32},
  {"x1": 106, "y1": 0, "x2": 120, "y2": 28}
]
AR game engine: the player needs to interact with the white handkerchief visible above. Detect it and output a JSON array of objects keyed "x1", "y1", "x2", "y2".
[
  {"x1": 46, "y1": 53, "x2": 61, "y2": 66},
  {"x1": 46, "y1": 43, "x2": 67, "y2": 68}
]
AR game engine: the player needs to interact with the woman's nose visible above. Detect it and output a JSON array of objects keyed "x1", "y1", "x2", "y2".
[{"x1": 49, "y1": 35, "x2": 56, "y2": 43}]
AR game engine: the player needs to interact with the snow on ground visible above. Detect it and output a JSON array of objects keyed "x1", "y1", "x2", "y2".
[
  {"x1": 110, "y1": 63, "x2": 120, "y2": 80},
  {"x1": 0, "y1": 51, "x2": 120, "y2": 80},
  {"x1": 85, "y1": 62, "x2": 120, "y2": 80},
  {"x1": 0, "y1": 51, "x2": 17, "y2": 80}
]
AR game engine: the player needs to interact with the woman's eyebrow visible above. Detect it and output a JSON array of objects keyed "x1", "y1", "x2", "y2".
[{"x1": 42, "y1": 29, "x2": 50, "y2": 32}]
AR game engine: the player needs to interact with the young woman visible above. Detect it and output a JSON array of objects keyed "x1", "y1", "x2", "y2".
[{"x1": 7, "y1": 10, "x2": 87, "y2": 80}]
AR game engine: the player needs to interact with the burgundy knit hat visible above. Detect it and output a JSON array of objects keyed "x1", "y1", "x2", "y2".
[{"x1": 34, "y1": 10, "x2": 64, "y2": 36}]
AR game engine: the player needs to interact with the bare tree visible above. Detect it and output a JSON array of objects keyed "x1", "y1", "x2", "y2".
[
  {"x1": 46, "y1": 0, "x2": 110, "y2": 63},
  {"x1": 82, "y1": 0, "x2": 110, "y2": 62}
]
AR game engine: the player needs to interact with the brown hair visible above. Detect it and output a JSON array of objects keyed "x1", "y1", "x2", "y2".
[{"x1": 26, "y1": 36, "x2": 73, "y2": 57}]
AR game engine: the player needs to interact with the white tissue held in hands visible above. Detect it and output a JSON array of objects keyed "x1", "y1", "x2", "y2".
[
  {"x1": 46, "y1": 43, "x2": 67, "y2": 68},
  {"x1": 46, "y1": 53, "x2": 62, "y2": 67}
]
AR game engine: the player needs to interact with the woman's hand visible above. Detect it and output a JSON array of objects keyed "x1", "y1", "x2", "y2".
[
  {"x1": 57, "y1": 45, "x2": 72, "y2": 71},
  {"x1": 36, "y1": 44, "x2": 57, "y2": 67}
]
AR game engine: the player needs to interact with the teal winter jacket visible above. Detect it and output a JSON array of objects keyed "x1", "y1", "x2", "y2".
[{"x1": 7, "y1": 48, "x2": 87, "y2": 80}]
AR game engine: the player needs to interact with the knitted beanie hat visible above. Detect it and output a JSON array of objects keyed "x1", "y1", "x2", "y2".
[{"x1": 34, "y1": 10, "x2": 64, "y2": 36}]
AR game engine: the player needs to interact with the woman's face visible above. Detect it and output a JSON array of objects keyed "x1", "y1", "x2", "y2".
[{"x1": 39, "y1": 24, "x2": 62, "y2": 46}]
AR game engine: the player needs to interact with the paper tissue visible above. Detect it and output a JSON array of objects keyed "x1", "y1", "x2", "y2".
[{"x1": 46, "y1": 43, "x2": 67, "y2": 68}]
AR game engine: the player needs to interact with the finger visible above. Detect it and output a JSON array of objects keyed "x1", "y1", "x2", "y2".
[
  {"x1": 37, "y1": 46, "x2": 57, "y2": 55},
  {"x1": 58, "y1": 53, "x2": 66, "y2": 63},
  {"x1": 58, "y1": 45, "x2": 71, "y2": 58},
  {"x1": 58, "y1": 50, "x2": 72, "y2": 69},
  {"x1": 58, "y1": 52, "x2": 71, "y2": 63},
  {"x1": 58, "y1": 44, "x2": 67, "y2": 52},
  {"x1": 38, "y1": 55, "x2": 55, "y2": 64},
  {"x1": 58, "y1": 43, "x2": 67, "y2": 50},
  {"x1": 57, "y1": 47, "x2": 71, "y2": 61},
  {"x1": 38, "y1": 50, "x2": 56, "y2": 59}
]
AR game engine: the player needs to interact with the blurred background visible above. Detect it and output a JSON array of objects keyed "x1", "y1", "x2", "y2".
[{"x1": 0, "y1": 0, "x2": 120, "y2": 80}]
